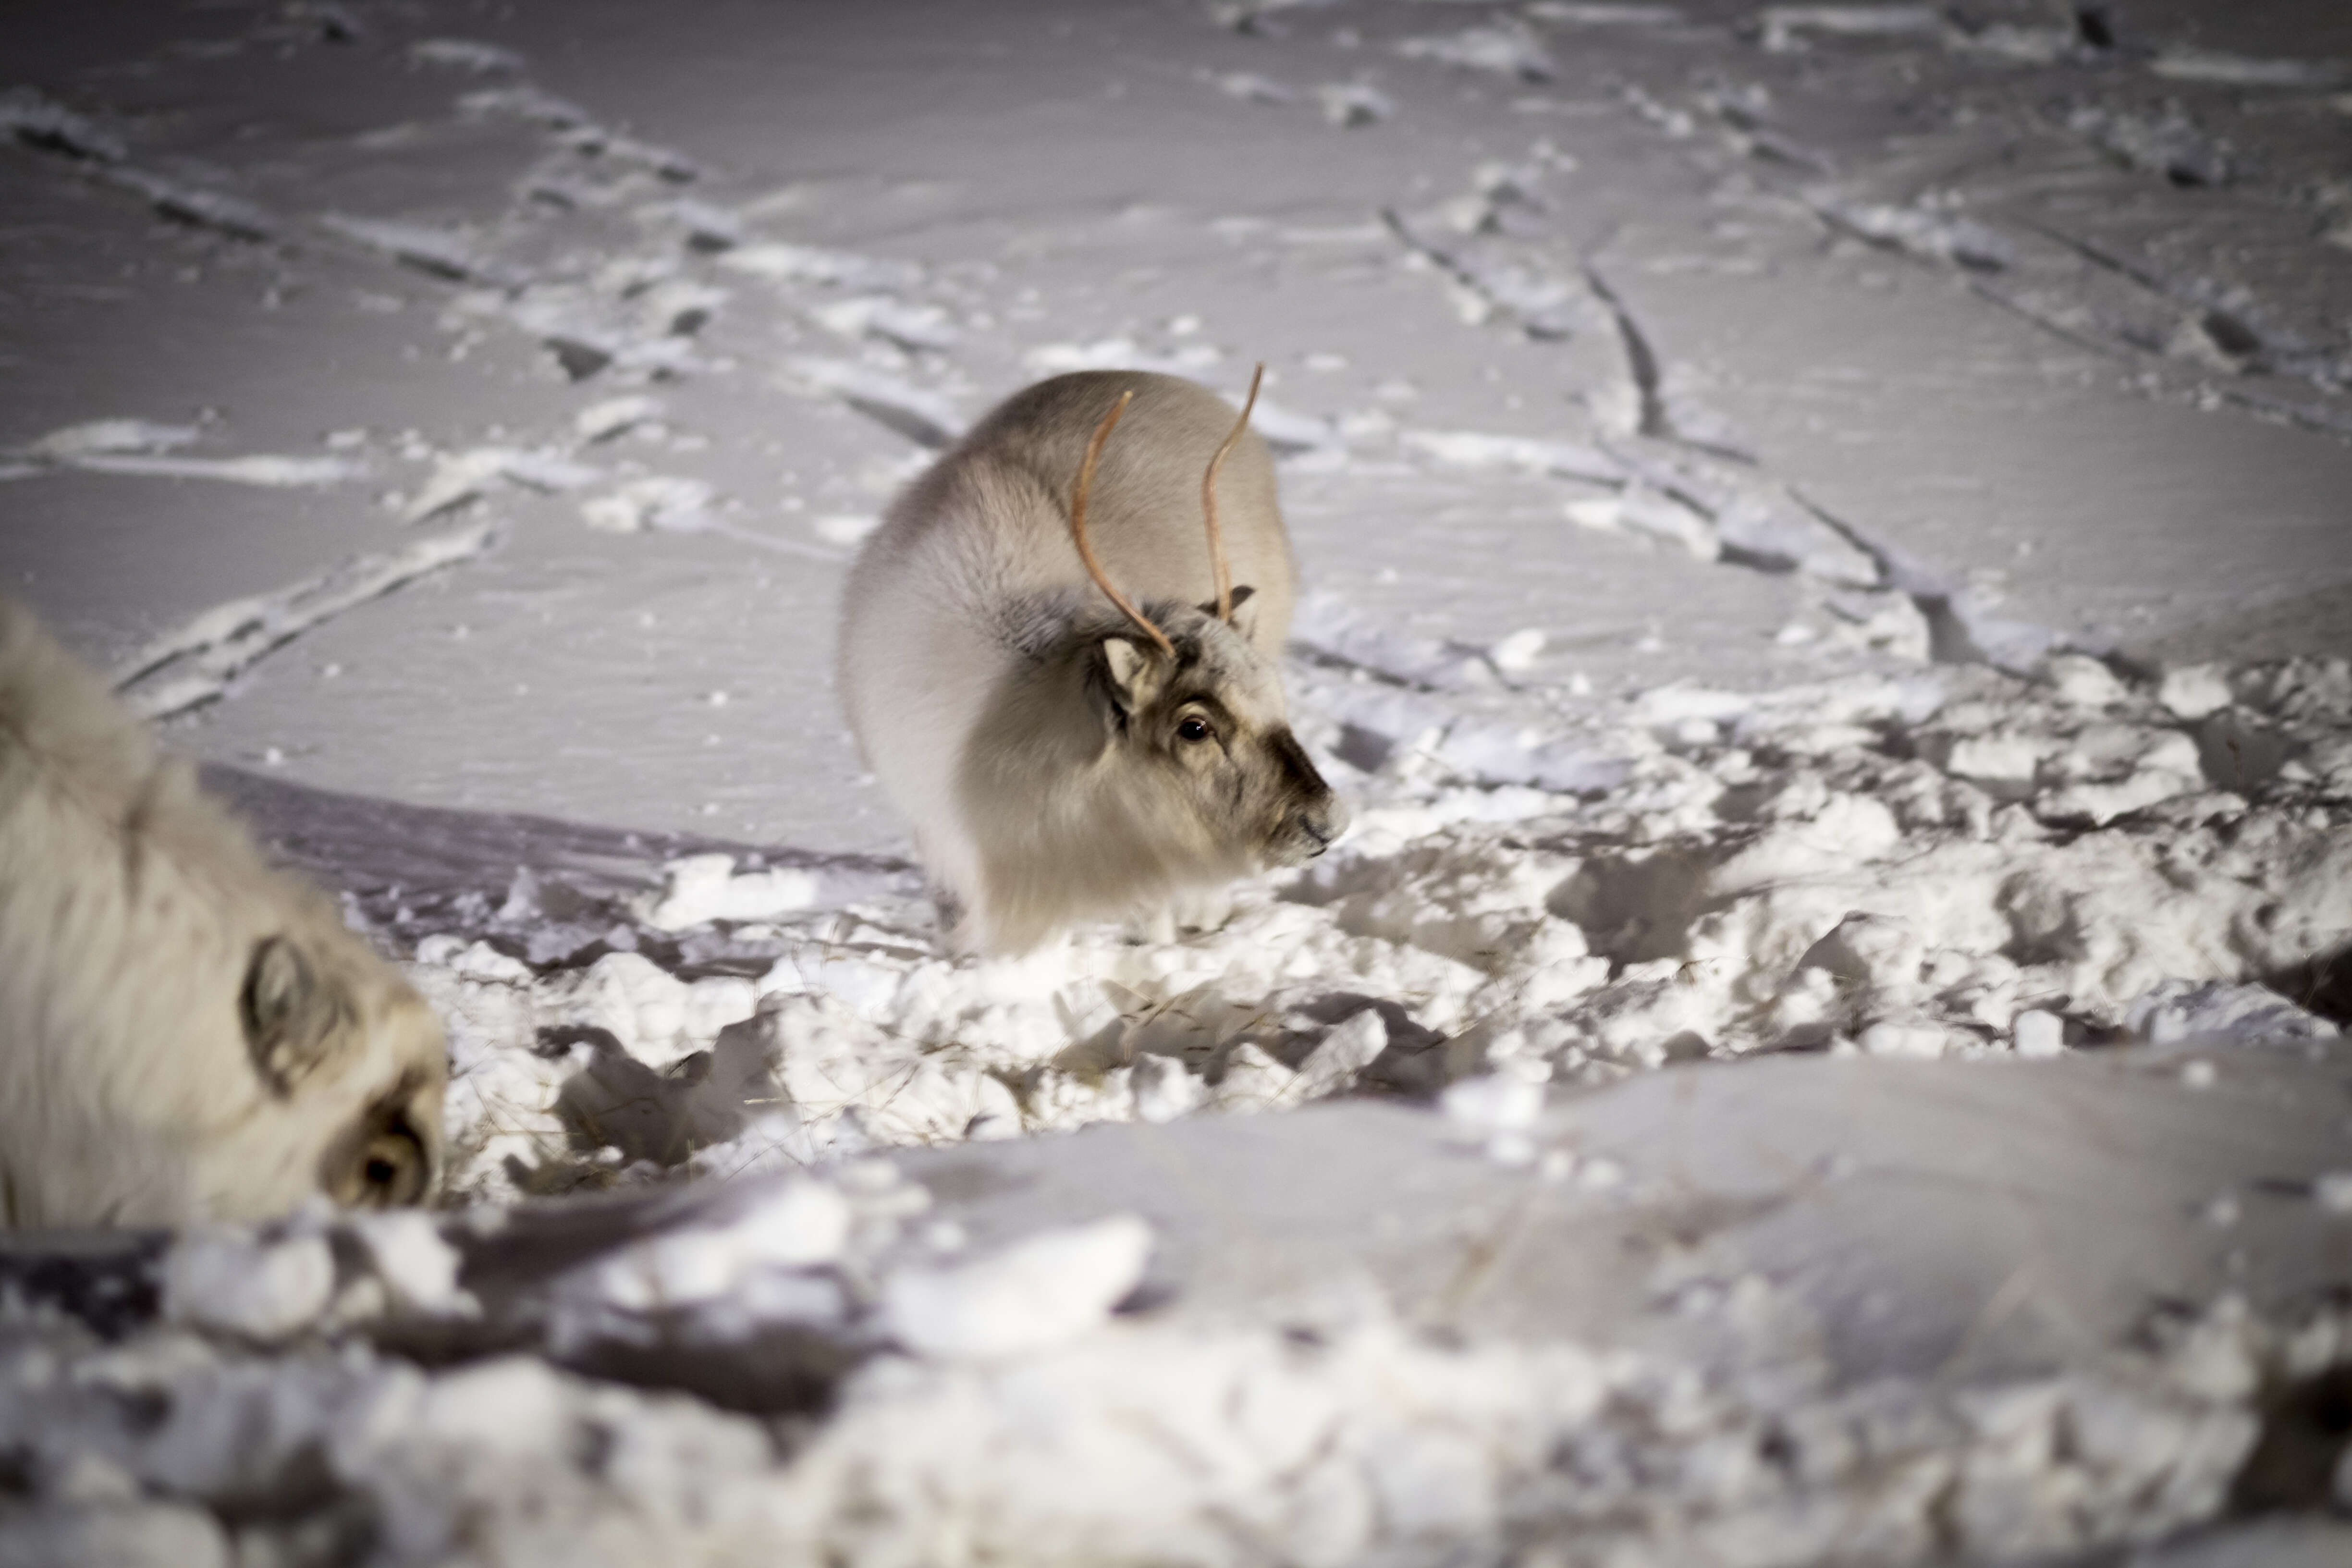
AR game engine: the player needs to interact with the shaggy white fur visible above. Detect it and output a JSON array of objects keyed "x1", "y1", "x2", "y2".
[{"x1": 0, "y1": 598, "x2": 446, "y2": 1226}]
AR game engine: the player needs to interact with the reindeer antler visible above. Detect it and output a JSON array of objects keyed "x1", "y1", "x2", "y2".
[
  {"x1": 1068, "y1": 389, "x2": 1175, "y2": 658},
  {"x1": 1200, "y1": 362, "x2": 1264, "y2": 623}
]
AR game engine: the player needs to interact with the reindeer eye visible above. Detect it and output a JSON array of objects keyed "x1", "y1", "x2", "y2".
[
  {"x1": 350, "y1": 1129, "x2": 427, "y2": 1207},
  {"x1": 1176, "y1": 716, "x2": 1213, "y2": 744}
]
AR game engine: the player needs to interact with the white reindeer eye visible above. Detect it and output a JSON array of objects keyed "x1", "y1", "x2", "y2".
[{"x1": 1176, "y1": 716, "x2": 1213, "y2": 743}]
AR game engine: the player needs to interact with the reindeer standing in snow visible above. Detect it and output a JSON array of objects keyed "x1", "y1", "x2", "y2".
[{"x1": 839, "y1": 368, "x2": 1346, "y2": 953}]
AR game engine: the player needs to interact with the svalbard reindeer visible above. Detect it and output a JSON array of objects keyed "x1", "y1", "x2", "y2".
[
  {"x1": 0, "y1": 598, "x2": 446, "y2": 1226},
  {"x1": 840, "y1": 368, "x2": 1346, "y2": 954}
]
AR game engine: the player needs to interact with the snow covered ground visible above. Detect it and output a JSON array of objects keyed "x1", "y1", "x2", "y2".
[{"x1": 2, "y1": 0, "x2": 2351, "y2": 1562}]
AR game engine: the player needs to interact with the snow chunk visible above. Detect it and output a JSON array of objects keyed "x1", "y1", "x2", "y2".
[
  {"x1": 1528, "y1": 4, "x2": 1684, "y2": 26},
  {"x1": 2160, "y1": 664, "x2": 2233, "y2": 722},
  {"x1": 0, "y1": 86, "x2": 126, "y2": 161},
  {"x1": 541, "y1": 951, "x2": 758, "y2": 1071},
  {"x1": 812, "y1": 513, "x2": 880, "y2": 546},
  {"x1": 458, "y1": 84, "x2": 591, "y2": 128},
  {"x1": 721, "y1": 242, "x2": 922, "y2": 290},
  {"x1": 882, "y1": 1215, "x2": 1153, "y2": 1360},
  {"x1": 1813, "y1": 196, "x2": 2013, "y2": 271},
  {"x1": 2070, "y1": 105, "x2": 2232, "y2": 189},
  {"x1": 2149, "y1": 50, "x2": 2344, "y2": 88},
  {"x1": 1292, "y1": 589, "x2": 1493, "y2": 689},
  {"x1": 1858, "y1": 1017, "x2": 1957, "y2": 1057},
  {"x1": 780, "y1": 356, "x2": 963, "y2": 449},
  {"x1": 1632, "y1": 683, "x2": 1752, "y2": 730},
  {"x1": 26, "y1": 419, "x2": 200, "y2": 460},
  {"x1": 320, "y1": 214, "x2": 515, "y2": 285},
  {"x1": 1397, "y1": 20, "x2": 1556, "y2": 82},
  {"x1": 343, "y1": 1211, "x2": 470, "y2": 1317},
  {"x1": 580, "y1": 475, "x2": 716, "y2": 534},
  {"x1": 1568, "y1": 489, "x2": 1720, "y2": 560},
  {"x1": 2045, "y1": 654, "x2": 2127, "y2": 708},
  {"x1": 69, "y1": 452, "x2": 360, "y2": 487},
  {"x1": 23, "y1": 421, "x2": 358, "y2": 486},
  {"x1": 2012, "y1": 1009, "x2": 2064, "y2": 1058},
  {"x1": 1215, "y1": 72, "x2": 1295, "y2": 105},
  {"x1": 406, "y1": 445, "x2": 599, "y2": 522},
  {"x1": 411, "y1": 1356, "x2": 577, "y2": 1457},
  {"x1": 1132, "y1": 1054, "x2": 1209, "y2": 1123},
  {"x1": 573, "y1": 1179, "x2": 852, "y2": 1311},
  {"x1": 2127, "y1": 981, "x2": 2340, "y2": 1046},
  {"x1": 638, "y1": 854, "x2": 821, "y2": 929},
  {"x1": 811, "y1": 294, "x2": 959, "y2": 351},
  {"x1": 408, "y1": 38, "x2": 527, "y2": 73},
  {"x1": 163, "y1": 1230, "x2": 335, "y2": 1340},
  {"x1": 104, "y1": 167, "x2": 279, "y2": 241},
  {"x1": 1249, "y1": 398, "x2": 1346, "y2": 457},
  {"x1": 1761, "y1": 6, "x2": 1946, "y2": 53},
  {"x1": 1298, "y1": 1009, "x2": 1391, "y2": 1097},
  {"x1": 574, "y1": 394, "x2": 663, "y2": 442},
  {"x1": 1317, "y1": 82, "x2": 1396, "y2": 127},
  {"x1": 1489, "y1": 627, "x2": 1546, "y2": 673},
  {"x1": 1441, "y1": 1073, "x2": 1545, "y2": 1133}
]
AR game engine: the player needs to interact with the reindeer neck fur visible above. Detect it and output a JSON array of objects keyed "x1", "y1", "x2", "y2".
[{"x1": 957, "y1": 596, "x2": 1259, "y2": 953}]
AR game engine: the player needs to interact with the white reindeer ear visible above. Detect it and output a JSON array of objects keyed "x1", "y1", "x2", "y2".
[
  {"x1": 1097, "y1": 635, "x2": 1157, "y2": 715},
  {"x1": 241, "y1": 936, "x2": 350, "y2": 1095}
]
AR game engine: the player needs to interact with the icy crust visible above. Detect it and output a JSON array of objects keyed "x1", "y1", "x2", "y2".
[
  {"x1": 3, "y1": 1230, "x2": 2347, "y2": 1568},
  {"x1": 411, "y1": 653, "x2": 2348, "y2": 1202}
]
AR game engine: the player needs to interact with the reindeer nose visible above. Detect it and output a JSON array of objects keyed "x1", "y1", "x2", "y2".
[
  {"x1": 1297, "y1": 793, "x2": 1349, "y2": 856},
  {"x1": 1270, "y1": 729, "x2": 1348, "y2": 858}
]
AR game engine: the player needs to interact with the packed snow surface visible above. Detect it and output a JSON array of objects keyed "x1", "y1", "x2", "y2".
[{"x1": 4, "y1": 0, "x2": 2352, "y2": 1562}]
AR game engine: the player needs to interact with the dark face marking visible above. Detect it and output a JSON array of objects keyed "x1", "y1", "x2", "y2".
[
  {"x1": 1250, "y1": 728, "x2": 1346, "y2": 863},
  {"x1": 1115, "y1": 628, "x2": 1345, "y2": 868}
]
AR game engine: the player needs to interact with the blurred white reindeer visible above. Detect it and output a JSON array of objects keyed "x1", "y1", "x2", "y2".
[{"x1": 0, "y1": 599, "x2": 446, "y2": 1225}]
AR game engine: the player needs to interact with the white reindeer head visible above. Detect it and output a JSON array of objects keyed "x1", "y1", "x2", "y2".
[{"x1": 239, "y1": 928, "x2": 445, "y2": 1209}]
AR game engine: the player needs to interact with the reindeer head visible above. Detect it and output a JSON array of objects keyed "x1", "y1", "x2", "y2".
[
  {"x1": 239, "y1": 928, "x2": 445, "y2": 1210},
  {"x1": 1068, "y1": 372, "x2": 1346, "y2": 875},
  {"x1": 1086, "y1": 594, "x2": 1345, "y2": 871}
]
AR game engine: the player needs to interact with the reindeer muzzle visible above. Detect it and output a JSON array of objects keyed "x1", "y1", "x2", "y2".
[{"x1": 1267, "y1": 732, "x2": 1347, "y2": 863}]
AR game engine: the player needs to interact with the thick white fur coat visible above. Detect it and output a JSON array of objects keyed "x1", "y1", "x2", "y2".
[{"x1": 838, "y1": 370, "x2": 1323, "y2": 952}]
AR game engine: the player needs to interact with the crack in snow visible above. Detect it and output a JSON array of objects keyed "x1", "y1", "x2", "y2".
[{"x1": 111, "y1": 522, "x2": 500, "y2": 720}]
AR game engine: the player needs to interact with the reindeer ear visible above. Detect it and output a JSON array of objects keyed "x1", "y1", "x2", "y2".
[
  {"x1": 241, "y1": 936, "x2": 349, "y2": 1096},
  {"x1": 1095, "y1": 635, "x2": 1159, "y2": 716},
  {"x1": 1226, "y1": 584, "x2": 1260, "y2": 639},
  {"x1": 1195, "y1": 584, "x2": 1256, "y2": 616}
]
